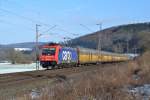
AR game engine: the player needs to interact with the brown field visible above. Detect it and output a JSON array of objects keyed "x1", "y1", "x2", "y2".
[{"x1": 1, "y1": 51, "x2": 150, "y2": 100}]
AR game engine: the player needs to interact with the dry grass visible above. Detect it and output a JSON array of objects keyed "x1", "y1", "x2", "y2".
[
  {"x1": 21, "y1": 65, "x2": 135, "y2": 100},
  {"x1": 16, "y1": 51, "x2": 150, "y2": 100}
]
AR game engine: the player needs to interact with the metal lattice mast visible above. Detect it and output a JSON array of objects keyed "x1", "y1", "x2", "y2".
[{"x1": 36, "y1": 24, "x2": 41, "y2": 70}]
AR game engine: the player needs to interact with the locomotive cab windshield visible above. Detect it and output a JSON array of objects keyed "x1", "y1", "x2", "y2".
[{"x1": 42, "y1": 48, "x2": 56, "y2": 56}]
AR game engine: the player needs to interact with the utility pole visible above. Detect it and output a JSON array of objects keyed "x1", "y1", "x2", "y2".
[
  {"x1": 96, "y1": 23, "x2": 102, "y2": 63},
  {"x1": 36, "y1": 24, "x2": 41, "y2": 70},
  {"x1": 126, "y1": 40, "x2": 129, "y2": 53},
  {"x1": 127, "y1": 27, "x2": 133, "y2": 53},
  {"x1": 35, "y1": 24, "x2": 57, "y2": 70},
  {"x1": 96, "y1": 23, "x2": 102, "y2": 51},
  {"x1": 126, "y1": 32, "x2": 129, "y2": 53}
]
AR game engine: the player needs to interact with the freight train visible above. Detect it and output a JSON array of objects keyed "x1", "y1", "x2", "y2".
[{"x1": 40, "y1": 43, "x2": 130, "y2": 69}]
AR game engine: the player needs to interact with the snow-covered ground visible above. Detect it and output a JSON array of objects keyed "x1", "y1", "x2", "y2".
[
  {"x1": 126, "y1": 84, "x2": 150, "y2": 100},
  {"x1": 0, "y1": 63, "x2": 43, "y2": 74}
]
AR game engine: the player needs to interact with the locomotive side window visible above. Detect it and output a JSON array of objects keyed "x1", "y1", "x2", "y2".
[{"x1": 42, "y1": 48, "x2": 56, "y2": 56}]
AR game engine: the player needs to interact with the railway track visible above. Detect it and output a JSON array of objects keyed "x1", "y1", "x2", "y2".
[
  {"x1": 0, "y1": 63, "x2": 120, "y2": 86},
  {"x1": 0, "y1": 63, "x2": 121, "y2": 98}
]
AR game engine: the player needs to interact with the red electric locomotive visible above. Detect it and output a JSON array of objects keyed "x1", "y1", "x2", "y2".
[
  {"x1": 40, "y1": 43, "x2": 78, "y2": 69},
  {"x1": 40, "y1": 43, "x2": 61, "y2": 68}
]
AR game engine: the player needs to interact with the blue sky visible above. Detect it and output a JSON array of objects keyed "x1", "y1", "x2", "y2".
[{"x1": 0, "y1": 0, "x2": 150, "y2": 44}]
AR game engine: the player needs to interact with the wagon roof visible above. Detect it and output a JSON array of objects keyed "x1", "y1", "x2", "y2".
[{"x1": 77, "y1": 47, "x2": 128, "y2": 57}]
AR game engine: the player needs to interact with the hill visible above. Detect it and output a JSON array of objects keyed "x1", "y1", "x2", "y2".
[
  {"x1": 1, "y1": 22, "x2": 150, "y2": 54},
  {"x1": 0, "y1": 42, "x2": 46, "y2": 49},
  {"x1": 70, "y1": 22, "x2": 150, "y2": 53}
]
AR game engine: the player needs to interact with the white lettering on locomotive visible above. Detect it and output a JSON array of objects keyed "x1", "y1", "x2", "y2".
[{"x1": 62, "y1": 51, "x2": 72, "y2": 62}]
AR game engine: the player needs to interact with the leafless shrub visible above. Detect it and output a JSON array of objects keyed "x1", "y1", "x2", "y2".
[{"x1": 16, "y1": 51, "x2": 150, "y2": 100}]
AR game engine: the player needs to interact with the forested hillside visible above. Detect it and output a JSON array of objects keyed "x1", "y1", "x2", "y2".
[{"x1": 70, "y1": 22, "x2": 150, "y2": 53}]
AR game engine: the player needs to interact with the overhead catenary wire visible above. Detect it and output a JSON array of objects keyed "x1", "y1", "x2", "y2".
[
  {"x1": 0, "y1": 7, "x2": 80, "y2": 43},
  {"x1": 55, "y1": 27, "x2": 79, "y2": 37},
  {"x1": 41, "y1": 25, "x2": 57, "y2": 34},
  {"x1": 0, "y1": 19, "x2": 35, "y2": 31},
  {"x1": 80, "y1": 24, "x2": 94, "y2": 33},
  {"x1": 0, "y1": 8, "x2": 52, "y2": 27},
  {"x1": 0, "y1": 8, "x2": 78, "y2": 36},
  {"x1": 0, "y1": 0, "x2": 55, "y2": 28},
  {"x1": 4, "y1": 0, "x2": 41, "y2": 16}
]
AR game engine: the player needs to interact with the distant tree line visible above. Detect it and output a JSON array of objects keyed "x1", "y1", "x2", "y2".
[{"x1": 0, "y1": 48, "x2": 36, "y2": 64}]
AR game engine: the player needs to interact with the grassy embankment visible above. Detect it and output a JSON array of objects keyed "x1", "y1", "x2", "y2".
[{"x1": 19, "y1": 51, "x2": 150, "y2": 100}]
